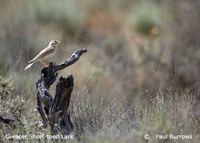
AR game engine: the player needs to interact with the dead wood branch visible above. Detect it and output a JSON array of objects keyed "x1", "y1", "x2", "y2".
[
  {"x1": 35, "y1": 49, "x2": 87, "y2": 135},
  {"x1": 0, "y1": 116, "x2": 15, "y2": 125}
]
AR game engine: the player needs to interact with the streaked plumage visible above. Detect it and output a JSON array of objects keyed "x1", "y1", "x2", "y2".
[{"x1": 24, "y1": 40, "x2": 60, "y2": 70}]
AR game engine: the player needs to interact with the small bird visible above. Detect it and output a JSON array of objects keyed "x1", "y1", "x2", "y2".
[{"x1": 24, "y1": 40, "x2": 61, "y2": 70}]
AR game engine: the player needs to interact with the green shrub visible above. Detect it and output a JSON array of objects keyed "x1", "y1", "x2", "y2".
[
  {"x1": 33, "y1": 0, "x2": 86, "y2": 36},
  {"x1": 131, "y1": 2, "x2": 161, "y2": 36}
]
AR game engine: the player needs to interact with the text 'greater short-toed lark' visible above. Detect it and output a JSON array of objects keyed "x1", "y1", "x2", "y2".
[{"x1": 24, "y1": 40, "x2": 60, "y2": 70}]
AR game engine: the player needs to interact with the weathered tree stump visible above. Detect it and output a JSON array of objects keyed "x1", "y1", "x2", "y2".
[{"x1": 36, "y1": 49, "x2": 87, "y2": 135}]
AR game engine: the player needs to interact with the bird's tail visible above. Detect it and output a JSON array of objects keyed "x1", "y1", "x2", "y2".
[
  {"x1": 24, "y1": 62, "x2": 36, "y2": 70},
  {"x1": 28, "y1": 59, "x2": 36, "y2": 64}
]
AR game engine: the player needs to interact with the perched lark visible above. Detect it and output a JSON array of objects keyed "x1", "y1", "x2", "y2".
[{"x1": 24, "y1": 40, "x2": 60, "y2": 70}]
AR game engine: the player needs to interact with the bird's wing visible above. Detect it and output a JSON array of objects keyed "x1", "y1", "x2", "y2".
[{"x1": 29, "y1": 47, "x2": 55, "y2": 63}]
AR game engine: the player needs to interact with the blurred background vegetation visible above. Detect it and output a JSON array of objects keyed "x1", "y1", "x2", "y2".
[{"x1": 0, "y1": 0, "x2": 200, "y2": 143}]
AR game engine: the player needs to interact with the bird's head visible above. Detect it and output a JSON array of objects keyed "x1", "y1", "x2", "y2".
[{"x1": 49, "y1": 40, "x2": 61, "y2": 48}]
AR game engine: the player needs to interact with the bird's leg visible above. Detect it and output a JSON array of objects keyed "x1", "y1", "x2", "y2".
[{"x1": 40, "y1": 59, "x2": 50, "y2": 67}]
